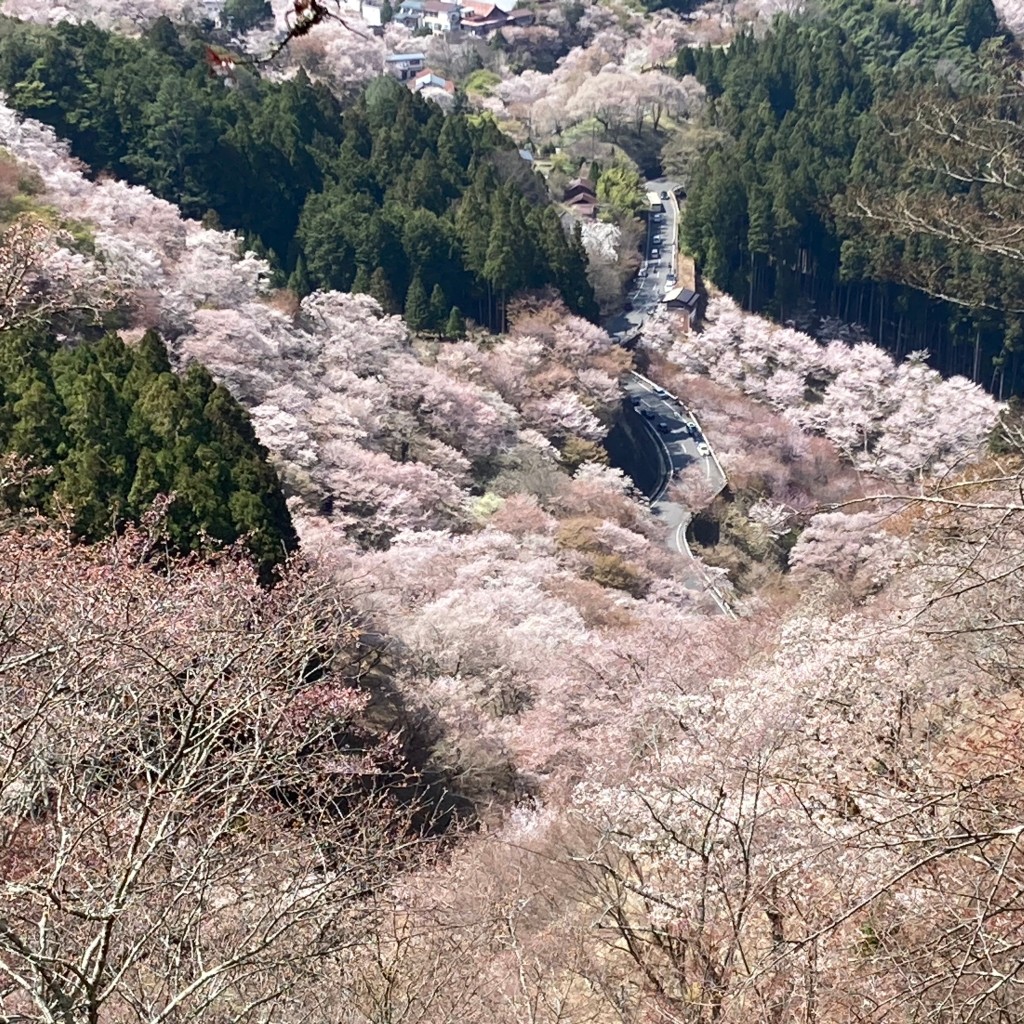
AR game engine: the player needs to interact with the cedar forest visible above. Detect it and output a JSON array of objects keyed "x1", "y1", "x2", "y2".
[
  {"x1": 679, "y1": 0, "x2": 1024, "y2": 393},
  {"x1": 3, "y1": 0, "x2": 1024, "y2": 1022}
]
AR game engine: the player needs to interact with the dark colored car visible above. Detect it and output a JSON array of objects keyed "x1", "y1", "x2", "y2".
[
  {"x1": 660, "y1": 190, "x2": 669, "y2": 200},
  {"x1": 642, "y1": 408, "x2": 656, "y2": 419},
  {"x1": 657, "y1": 420, "x2": 671, "y2": 433},
  {"x1": 630, "y1": 396, "x2": 643, "y2": 407}
]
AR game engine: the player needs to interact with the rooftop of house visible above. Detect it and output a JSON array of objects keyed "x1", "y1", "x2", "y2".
[
  {"x1": 505, "y1": 9, "x2": 534, "y2": 20},
  {"x1": 564, "y1": 192, "x2": 597, "y2": 207},
  {"x1": 565, "y1": 177, "x2": 596, "y2": 195},
  {"x1": 462, "y1": 12, "x2": 505, "y2": 25},
  {"x1": 422, "y1": 0, "x2": 460, "y2": 12},
  {"x1": 412, "y1": 69, "x2": 457, "y2": 92},
  {"x1": 665, "y1": 286, "x2": 699, "y2": 308},
  {"x1": 460, "y1": 0, "x2": 499, "y2": 13},
  {"x1": 386, "y1": 52, "x2": 428, "y2": 62}
]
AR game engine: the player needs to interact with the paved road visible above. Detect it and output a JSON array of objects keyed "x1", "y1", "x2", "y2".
[
  {"x1": 633, "y1": 176, "x2": 681, "y2": 309},
  {"x1": 621, "y1": 373, "x2": 733, "y2": 616},
  {"x1": 606, "y1": 181, "x2": 735, "y2": 616},
  {"x1": 622, "y1": 374, "x2": 726, "y2": 499},
  {"x1": 606, "y1": 177, "x2": 681, "y2": 338}
]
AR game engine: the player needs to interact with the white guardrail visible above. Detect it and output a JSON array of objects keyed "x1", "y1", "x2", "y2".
[
  {"x1": 626, "y1": 371, "x2": 737, "y2": 619},
  {"x1": 628, "y1": 371, "x2": 728, "y2": 495}
]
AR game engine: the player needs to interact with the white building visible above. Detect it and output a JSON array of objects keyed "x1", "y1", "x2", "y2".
[
  {"x1": 385, "y1": 52, "x2": 428, "y2": 80},
  {"x1": 421, "y1": 0, "x2": 461, "y2": 32}
]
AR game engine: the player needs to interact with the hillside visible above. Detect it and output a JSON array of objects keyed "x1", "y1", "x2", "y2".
[
  {"x1": 679, "y1": 0, "x2": 1024, "y2": 394},
  {"x1": 0, "y1": 15, "x2": 597, "y2": 327},
  {"x1": 1, "y1": 3, "x2": 1024, "y2": 1022}
]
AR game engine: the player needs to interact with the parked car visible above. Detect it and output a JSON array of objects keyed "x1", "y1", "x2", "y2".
[
  {"x1": 642, "y1": 408, "x2": 656, "y2": 419},
  {"x1": 637, "y1": 268, "x2": 648, "y2": 278},
  {"x1": 630, "y1": 395, "x2": 643, "y2": 407},
  {"x1": 666, "y1": 273, "x2": 677, "y2": 286},
  {"x1": 656, "y1": 420, "x2": 671, "y2": 433},
  {"x1": 696, "y1": 441, "x2": 711, "y2": 456},
  {"x1": 660, "y1": 190, "x2": 669, "y2": 200},
  {"x1": 651, "y1": 248, "x2": 660, "y2": 259}
]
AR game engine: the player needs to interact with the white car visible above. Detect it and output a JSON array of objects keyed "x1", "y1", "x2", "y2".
[{"x1": 696, "y1": 441, "x2": 711, "y2": 456}]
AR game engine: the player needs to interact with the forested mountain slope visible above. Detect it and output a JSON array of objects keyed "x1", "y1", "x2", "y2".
[
  {"x1": 3, "y1": 6, "x2": 1024, "y2": 1022},
  {"x1": 679, "y1": 0, "x2": 1024, "y2": 394},
  {"x1": 0, "y1": 326, "x2": 295, "y2": 571},
  {"x1": 0, "y1": 16, "x2": 596, "y2": 328}
]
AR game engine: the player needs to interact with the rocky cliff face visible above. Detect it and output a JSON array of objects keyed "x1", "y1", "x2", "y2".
[{"x1": 603, "y1": 401, "x2": 663, "y2": 499}]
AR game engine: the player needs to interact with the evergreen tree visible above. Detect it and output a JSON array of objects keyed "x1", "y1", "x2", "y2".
[
  {"x1": 0, "y1": 326, "x2": 296, "y2": 573},
  {"x1": 429, "y1": 283, "x2": 448, "y2": 329},
  {"x1": 8, "y1": 376, "x2": 65, "y2": 505},
  {"x1": 444, "y1": 306, "x2": 466, "y2": 339},
  {"x1": 404, "y1": 273, "x2": 430, "y2": 330},
  {"x1": 144, "y1": 16, "x2": 186, "y2": 65},
  {"x1": 352, "y1": 265, "x2": 372, "y2": 294},
  {"x1": 222, "y1": 0, "x2": 273, "y2": 32},
  {"x1": 484, "y1": 192, "x2": 522, "y2": 331},
  {"x1": 369, "y1": 267, "x2": 397, "y2": 313},
  {"x1": 288, "y1": 254, "x2": 312, "y2": 295}
]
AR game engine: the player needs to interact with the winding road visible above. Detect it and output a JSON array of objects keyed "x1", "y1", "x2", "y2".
[{"x1": 607, "y1": 179, "x2": 736, "y2": 617}]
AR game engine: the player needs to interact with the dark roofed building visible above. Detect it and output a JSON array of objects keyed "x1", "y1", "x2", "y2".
[
  {"x1": 563, "y1": 177, "x2": 596, "y2": 203},
  {"x1": 664, "y1": 286, "x2": 700, "y2": 331}
]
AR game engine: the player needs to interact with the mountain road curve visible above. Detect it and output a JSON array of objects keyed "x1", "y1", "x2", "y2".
[{"x1": 605, "y1": 179, "x2": 736, "y2": 617}]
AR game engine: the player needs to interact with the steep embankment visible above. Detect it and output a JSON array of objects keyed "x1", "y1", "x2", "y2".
[{"x1": 604, "y1": 402, "x2": 665, "y2": 499}]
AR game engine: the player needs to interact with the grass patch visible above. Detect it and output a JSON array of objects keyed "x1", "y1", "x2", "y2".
[
  {"x1": 0, "y1": 149, "x2": 95, "y2": 251},
  {"x1": 464, "y1": 69, "x2": 502, "y2": 97}
]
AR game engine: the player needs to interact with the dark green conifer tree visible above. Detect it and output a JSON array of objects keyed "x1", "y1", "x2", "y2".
[
  {"x1": 370, "y1": 267, "x2": 398, "y2": 313},
  {"x1": 404, "y1": 273, "x2": 431, "y2": 330},
  {"x1": 429, "y1": 283, "x2": 448, "y2": 329},
  {"x1": 444, "y1": 306, "x2": 467, "y2": 339}
]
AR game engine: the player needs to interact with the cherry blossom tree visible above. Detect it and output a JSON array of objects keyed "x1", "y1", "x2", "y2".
[
  {"x1": 0, "y1": 0, "x2": 195, "y2": 31},
  {"x1": 672, "y1": 296, "x2": 1000, "y2": 480},
  {"x1": 787, "y1": 508, "x2": 908, "y2": 592},
  {"x1": 0, "y1": 518, "x2": 428, "y2": 1024},
  {"x1": 285, "y1": 23, "x2": 386, "y2": 96},
  {"x1": 0, "y1": 216, "x2": 122, "y2": 331}
]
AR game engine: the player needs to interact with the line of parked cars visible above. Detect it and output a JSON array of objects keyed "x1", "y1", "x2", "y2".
[{"x1": 629, "y1": 393, "x2": 711, "y2": 455}]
